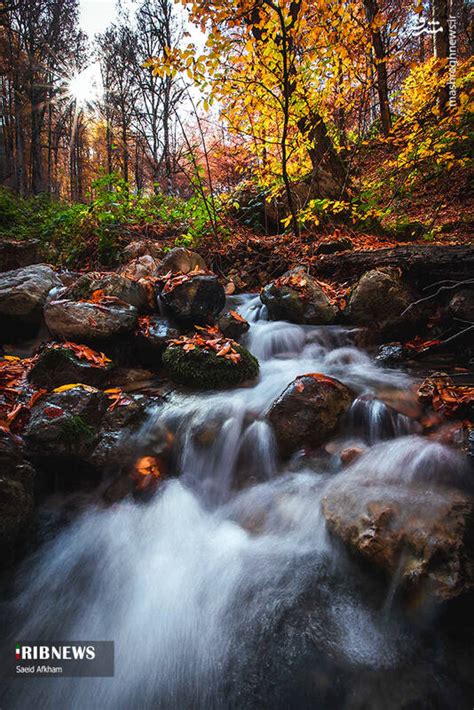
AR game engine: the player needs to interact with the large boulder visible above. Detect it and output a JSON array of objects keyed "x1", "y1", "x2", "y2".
[
  {"x1": 268, "y1": 374, "x2": 354, "y2": 457},
  {"x1": 346, "y1": 268, "x2": 420, "y2": 337},
  {"x1": 0, "y1": 264, "x2": 61, "y2": 341},
  {"x1": 24, "y1": 385, "x2": 109, "y2": 466},
  {"x1": 159, "y1": 274, "x2": 226, "y2": 326},
  {"x1": 28, "y1": 343, "x2": 113, "y2": 390},
  {"x1": 163, "y1": 337, "x2": 259, "y2": 389},
  {"x1": 67, "y1": 272, "x2": 153, "y2": 312},
  {"x1": 0, "y1": 431, "x2": 35, "y2": 564},
  {"x1": 134, "y1": 315, "x2": 180, "y2": 367},
  {"x1": 45, "y1": 299, "x2": 138, "y2": 342},
  {"x1": 261, "y1": 268, "x2": 337, "y2": 325},
  {"x1": 158, "y1": 247, "x2": 206, "y2": 275},
  {"x1": 322, "y1": 471, "x2": 474, "y2": 601}
]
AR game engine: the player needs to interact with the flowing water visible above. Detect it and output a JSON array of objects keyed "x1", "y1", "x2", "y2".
[{"x1": 1, "y1": 294, "x2": 473, "y2": 709}]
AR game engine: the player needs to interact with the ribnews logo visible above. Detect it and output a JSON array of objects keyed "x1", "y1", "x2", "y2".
[{"x1": 12, "y1": 641, "x2": 114, "y2": 677}]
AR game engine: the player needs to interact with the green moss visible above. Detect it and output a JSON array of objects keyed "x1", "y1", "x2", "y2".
[
  {"x1": 163, "y1": 343, "x2": 259, "y2": 389},
  {"x1": 59, "y1": 415, "x2": 95, "y2": 448}
]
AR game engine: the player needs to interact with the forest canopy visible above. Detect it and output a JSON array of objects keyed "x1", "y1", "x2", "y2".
[{"x1": 0, "y1": 0, "x2": 472, "y2": 265}]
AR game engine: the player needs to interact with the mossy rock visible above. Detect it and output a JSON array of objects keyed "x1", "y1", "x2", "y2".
[
  {"x1": 163, "y1": 343, "x2": 259, "y2": 389},
  {"x1": 29, "y1": 346, "x2": 112, "y2": 389}
]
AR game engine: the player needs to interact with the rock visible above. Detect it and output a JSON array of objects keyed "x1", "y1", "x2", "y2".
[
  {"x1": 104, "y1": 367, "x2": 156, "y2": 390},
  {"x1": 90, "y1": 394, "x2": 152, "y2": 470},
  {"x1": 45, "y1": 299, "x2": 138, "y2": 342},
  {"x1": 261, "y1": 268, "x2": 337, "y2": 325},
  {"x1": 118, "y1": 255, "x2": 160, "y2": 281},
  {"x1": 163, "y1": 340, "x2": 259, "y2": 389},
  {"x1": 158, "y1": 247, "x2": 206, "y2": 275},
  {"x1": 67, "y1": 272, "x2": 153, "y2": 312},
  {"x1": 28, "y1": 343, "x2": 113, "y2": 390},
  {"x1": 347, "y1": 268, "x2": 420, "y2": 337},
  {"x1": 268, "y1": 373, "x2": 354, "y2": 457},
  {"x1": 0, "y1": 264, "x2": 61, "y2": 341},
  {"x1": 123, "y1": 240, "x2": 162, "y2": 261},
  {"x1": 0, "y1": 430, "x2": 35, "y2": 564},
  {"x1": 375, "y1": 342, "x2": 404, "y2": 366},
  {"x1": 449, "y1": 289, "x2": 474, "y2": 323},
  {"x1": 101, "y1": 419, "x2": 173, "y2": 503},
  {"x1": 339, "y1": 445, "x2": 365, "y2": 467},
  {"x1": 316, "y1": 237, "x2": 353, "y2": 255},
  {"x1": 322, "y1": 480, "x2": 474, "y2": 601},
  {"x1": 160, "y1": 274, "x2": 226, "y2": 326},
  {"x1": 0, "y1": 239, "x2": 41, "y2": 271},
  {"x1": 24, "y1": 385, "x2": 108, "y2": 465},
  {"x1": 217, "y1": 311, "x2": 250, "y2": 340},
  {"x1": 134, "y1": 315, "x2": 180, "y2": 367}
]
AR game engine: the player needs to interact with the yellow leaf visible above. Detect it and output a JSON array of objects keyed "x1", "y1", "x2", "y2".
[{"x1": 52, "y1": 383, "x2": 98, "y2": 393}]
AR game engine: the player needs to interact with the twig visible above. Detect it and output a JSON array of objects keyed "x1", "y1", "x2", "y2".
[{"x1": 400, "y1": 278, "x2": 474, "y2": 316}]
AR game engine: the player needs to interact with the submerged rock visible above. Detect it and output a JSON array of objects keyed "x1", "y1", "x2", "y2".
[
  {"x1": 346, "y1": 268, "x2": 420, "y2": 337},
  {"x1": 90, "y1": 394, "x2": 152, "y2": 470},
  {"x1": 159, "y1": 274, "x2": 226, "y2": 326},
  {"x1": 0, "y1": 430, "x2": 35, "y2": 564},
  {"x1": 268, "y1": 373, "x2": 354, "y2": 457},
  {"x1": 163, "y1": 340, "x2": 259, "y2": 389},
  {"x1": 158, "y1": 247, "x2": 206, "y2": 275},
  {"x1": 28, "y1": 343, "x2": 113, "y2": 390},
  {"x1": 45, "y1": 299, "x2": 138, "y2": 342},
  {"x1": 261, "y1": 268, "x2": 337, "y2": 325},
  {"x1": 322, "y1": 438, "x2": 474, "y2": 601},
  {"x1": 67, "y1": 272, "x2": 153, "y2": 312},
  {"x1": 0, "y1": 264, "x2": 61, "y2": 341},
  {"x1": 322, "y1": 482, "x2": 474, "y2": 601}
]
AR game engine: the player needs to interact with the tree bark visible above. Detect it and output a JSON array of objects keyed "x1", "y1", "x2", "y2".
[
  {"x1": 312, "y1": 245, "x2": 474, "y2": 287},
  {"x1": 364, "y1": 0, "x2": 392, "y2": 136}
]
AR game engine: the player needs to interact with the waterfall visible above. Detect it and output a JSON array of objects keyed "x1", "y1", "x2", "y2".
[{"x1": 1, "y1": 298, "x2": 472, "y2": 710}]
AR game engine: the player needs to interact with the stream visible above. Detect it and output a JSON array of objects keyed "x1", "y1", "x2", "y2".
[{"x1": 1, "y1": 294, "x2": 473, "y2": 709}]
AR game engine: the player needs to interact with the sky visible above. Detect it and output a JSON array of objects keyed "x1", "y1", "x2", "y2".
[{"x1": 79, "y1": 0, "x2": 120, "y2": 37}]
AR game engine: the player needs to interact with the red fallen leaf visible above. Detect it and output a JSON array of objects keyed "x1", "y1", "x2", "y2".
[
  {"x1": 132, "y1": 455, "x2": 166, "y2": 491},
  {"x1": 183, "y1": 343, "x2": 197, "y2": 352},
  {"x1": 28, "y1": 389, "x2": 46, "y2": 407},
  {"x1": 51, "y1": 342, "x2": 111, "y2": 368},
  {"x1": 307, "y1": 373, "x2": 341, "y2": 387},
  {"x1": 404, "y1": 336, "x2": 442, "y2": 353},
  {"x1": 44, "y1": 406, "x2": 65, "y2": 419},
  {"x1": 229, "y1": 310, "x2": 246, "y2": 323},
  {"x1": 216, "y1": 342, "x2": 232, "y2": 357},
  {"x1": 89, "y1": 289, "x2": 106, "y2": 303},
  {"x1": 418, "y1": 373, "x2": 474, "y2": 417}
]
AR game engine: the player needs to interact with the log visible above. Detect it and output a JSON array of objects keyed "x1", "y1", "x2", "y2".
[{"x1": 312, "y1": 245, "x2": 474, "y2": 286}]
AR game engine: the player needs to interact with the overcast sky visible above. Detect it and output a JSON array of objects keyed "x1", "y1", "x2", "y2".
[{"x1": 79, "y1": 0, "x2": 120, "y2": 36}]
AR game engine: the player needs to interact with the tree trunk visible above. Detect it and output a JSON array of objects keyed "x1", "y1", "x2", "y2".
[
  {"x1": 312, "y1": 245, "x2": 474, "y2": 287},
  {"x1": 30, "y1": 88, "x2": 45, "y2": 194},
  {"x1": 364, "y1": 0, "x2": 392, "y2": 136},
  {"x1": 432, "y1": 0, "x2": 450, "y2": 112}
]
